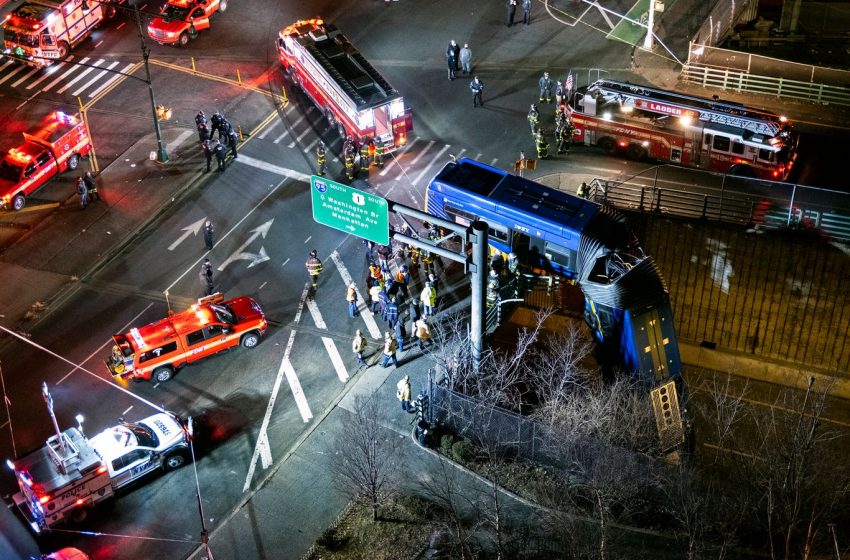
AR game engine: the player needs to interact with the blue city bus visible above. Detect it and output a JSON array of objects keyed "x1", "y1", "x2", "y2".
[{"x1": 425, "y1": 157, "x2": 682, "y2": 386}]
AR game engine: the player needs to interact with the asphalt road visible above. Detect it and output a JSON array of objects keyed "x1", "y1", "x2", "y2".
[{"x1": 0, "y1": 0, "x2": 848, "y2": 557}]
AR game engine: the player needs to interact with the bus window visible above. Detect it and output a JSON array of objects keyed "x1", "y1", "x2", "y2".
[
  {"x1": 712, "y1": 135, "x2": 730, "y2": 152},
  {"x1": 544, "y1": 241, "x2": 577, "y2": 273},
  {"x1": 488, "y1": 222, "x2": 509, "y2": 244}
]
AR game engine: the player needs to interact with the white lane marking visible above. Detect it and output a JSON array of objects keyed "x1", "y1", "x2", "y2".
[
  {"x1": 474, "y1": 152, "x2": 483, "y2": 160},
  {"x1": 11, "y1": 67, "x2": 40, "y2": 88},
  {"x1": 412, "y1": 144, "x2": 450, "y2": 188},
  {"x1": 306, "y1": 298, "x2": 349, "y2": 382},
  {"x1": 122, "y1": 405, "x2": 133, "y2": 416},
  {"x1": 57, "y1": 302, "x2": 155, "y2": 384},
  {"x1": 233, "y1": 155, "x2": 311, "y2": 182},
  {"x1": 382, "y1": 138, "x2": 419, "y2": 177},
  {"x1": 243, "y1": 284, "x2": 312, "y2": 492},
  {"x1": 40, "y1": 57, "x2": 88, "y2": 92},
  {"x1": 116, "y1": 22, "x2": 126, "y2": 30},
  {"x1": 304, "y1": 137, "x2": 319, "y2": 152},
  {"x1": 454, "y1": 148, "x2": 467, "y2": 160},
  {"x1": 331, "y1": 250, "x2": 381, "y2": 339},
  {"x1": 259, "y1": 281, "x2": 268, "y2": 290},
  {"x1": 88, "y1": 62, "x2": 135, "y2": 98},
  {"x1": 282, "y1": 258, "x2": 290, "y2": 267},
  {"x1": 72, "y1": 60, "x2": 120, "y2": 96},
  {"x1": 94, "y1": 40, "x2": 104, "y2": 49},
  {"x1": 57, "y1": 59, "x2": 104, "y2": 94},
  {"x1": 27, "y1": 57, "x2": 73, "y2": 90},
  {"x1": 490, "y1": 158, "x2": 499, "y2": 167},
  {"x1": 304, "y1": 236, "x2": 312, "y2": 244},
  {"x1": 257, "y1": 119, "x2": 280, "y2": 139},
  {"x1": 153, "y1": 383, "x2": 160, "y2": 389},
  {"x1": 273, "y1": 113, "x2": 308, "y2": 143},
  {"x1": 166, "y1": 130, "x2": 195, "y2": 156},
  {"x1": 287, "y1": 125, "x2": 313, "y2": 148},
  {"x1": 0, "y1": 64, "x2": 27, "y2": 86}
]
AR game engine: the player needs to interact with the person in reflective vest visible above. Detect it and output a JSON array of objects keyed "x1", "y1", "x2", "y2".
[
  {"x1": 374, "y1": 139, "x2": 385, "y2": 169},
  {"x1": 576, "y1": 181, "x2": 589, "y2": 199},
  {"x1": 535, "y1": 128, "x2": 549, "y2": 159},
  {"x1": 557, "y1": 124, "x2": 571, "y2": 155},
  {"x1": 305, "y1": 249, "x2": 323, "y2": 289},
  {"x1": 345, "y1": 153, "x2": 355, "y2": 181},
  {"x1": 359, "y1": 142, "x2": 371, "y2": 170},
  {"x1": 528, "y1": 104, "x2": 539, "y2": 134},
  {"x1": 316, "y1": 141, "x2": 326, "y2": 176}
]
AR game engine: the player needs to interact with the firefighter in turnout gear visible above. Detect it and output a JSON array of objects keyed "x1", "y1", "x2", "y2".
[
  {"x1": 359, "y1": 142, "x2": 371, "y2": 169},
  {"x1": 374, "y1": 139, "x2": 385, "y2": 169},
  {"x1": 345, "y1": 152, "x2": 355, "y2": 181},
  {"x1": 577, "y1": 181, "x2": 589, "y2": 199},
  {"x1": 538, "y1": 72, "x2": 553, "y2": 103},
  {"x1": 306, "y1": 249, "x2": 323, "y2": 291},
  {"x1": 527, "y1": 104, "x2": 539, "y2": 134},
  {"x1": 557, "y1": 122, "x2": 572, "y2": 154},
  {"x1": 535, "y1": 128, "x2": 550, "y2": 159},
  {"x1": 316, "y1": 141, "x2": 327, "y2": 176}
]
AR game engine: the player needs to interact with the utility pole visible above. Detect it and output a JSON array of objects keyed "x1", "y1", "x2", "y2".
[
  {"x1": 468, "y1": 221, "x2": 488, "y2": 370},
  {"x1": 133, "y1": 5, "x2": 168, "y2": 163}
]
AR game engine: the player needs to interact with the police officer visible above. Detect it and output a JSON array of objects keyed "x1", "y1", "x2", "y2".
[
  {"x1": 195, "y1": 111, "x2": 207, "y2": 128},
  {"x1": 228, "y1": 128, "x2": 239, "y2": 159},
  {"x1": 305, "y1": 249, "x2": 323, "y2": 291},
  {"x1": 213, "y1": 139, "x2": 227, "y2": 171},
  {"x1": 527, "y1": 104, "x2": 539, "y2": 134},
  {"x1": 220, "y1": 119, "x2": 233, "y2": 143},
  {"x1": 538, "y1": 72, "x2": 553, "y2": 103},
  {"x1": 374, "y1": 138, "x2": 385, "y2": 169},
  {"x1": 316, "y1": 141, "x2": 327, "y2": 176},
  {"x1": 210, "y1": 112, "x2": 224, "y2": 138},
  {"x1": 198, "y1": 122, "x2": 210, "y2": 144},
  {"x1": 203, "y1": 220, "x2": 214, "y2": 250},
  {"x1": 76, "y1": 177, "x2": 87, "y2": 209},
  {"x1": 359, "y1": 142, "x2": 371, "y2": 170},
  {"x1": 469, "y1": 76, "x2": 484, "y2": 108},
  {"x1": 83, "y1": 171, "x2": 98, "y2": 201},
  {"x1": 535, "y1": 128, "x2": 550, "y2": 159},
  {"x1": 344, "y1": 152, "x2": 355, "y2": 181},
  {"x1": 199, "y1": 258, "x2": 214, "y2": 296},
  {"x1": 202, "y1": 139, "x2": 213, "y2": 171}
]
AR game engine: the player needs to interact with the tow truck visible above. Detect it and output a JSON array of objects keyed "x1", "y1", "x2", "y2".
[
  {"x1": 7, "y1": 384, "x2": 190, "y2": 532},
  {"x1": 106, "y1": 292, "x2": 267, "y2": 383},
  {"x1": 147, "y1": 0, "x2": 227, "y2": 46},
  {"x1": 277, "y1": 18, "x2": 413, "y2": 152},
  {"x1": 0, "y1": 111, "x2": 92, "y2": 212},
  {"x1": 2, "y1": 0, "x2": 125, "y2": 67}
]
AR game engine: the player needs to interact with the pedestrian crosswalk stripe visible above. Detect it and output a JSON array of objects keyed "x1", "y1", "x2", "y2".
[
  {"x1": 25, "y1": 57, "x2": 74, "y2": 90},
  {"x1": 412, "y1": 144, "x2": 450, "y2": 188},
  {"x1": 57, "y1": 59, "x2": 104, "y2": 94},
  {"x1": 11, "y1": 66, "x2": 40, "y2": 88},
  {"x1": 331, "y1": 250, "x2": 383, "y2": 340},
  {"x1": 305, "y1": 298, "x2": 349, "y2": 383},
  {"x1": 41, "y1": 56, "x2": 90, "y2": 92},
  {"x1": 72, "y1": 60, "x2": 120, "y2": 96},
  {"x1": 0, "y1": 64, "x2": 27, "y2": 86},
  {"x1": 88, "y1": 62, "x2": 136, "y2": 98}
]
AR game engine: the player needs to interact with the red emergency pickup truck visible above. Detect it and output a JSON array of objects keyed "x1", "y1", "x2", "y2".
[{"x1": 0, "y1": 111, "x2": 92, "y2": 211}]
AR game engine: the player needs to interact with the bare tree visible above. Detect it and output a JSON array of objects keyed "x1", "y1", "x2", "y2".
[
  {"x1": 417, "y1": 458, "x2": 482, "y2": 560},
  {"x1": 328, "y1": 396, "x2": 400, "y2": 521},
  {"x1": 691, "y1": 372, "x2": 750, "y2": 464}
]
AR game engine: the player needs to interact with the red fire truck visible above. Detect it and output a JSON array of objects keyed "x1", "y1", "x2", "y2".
[
  {"x1": 276, "y1": 18, "x2": 413, "y2": 152},
  {"x1": 0, "y1": 111, "x2": 92, "y2": 211},
  {"x1": 567, "y1": 80, "x2": 798, "y2": 181}
]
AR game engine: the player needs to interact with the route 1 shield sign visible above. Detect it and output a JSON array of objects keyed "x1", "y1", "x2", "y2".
[{"x1": 310, "y1": 175, "x2": 389, "y2": 246}]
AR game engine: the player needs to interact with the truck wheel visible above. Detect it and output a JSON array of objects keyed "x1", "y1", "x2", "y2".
[
  {"x1": 67, "y1": 154, "x2": 79, "y2": 170},
  {"x1": 597, "y1": 137, "x2": 616, "y2": 153},
  {"x1": 152, "y1": 366, "x2": 174, "y2": 383},
  {"x1": 12, "y1": 195, "x2": 25, "y2": 212},
  {"x1": 626, "y1": 144, "x2": 647, "y2": 161},
  {"x1": 729, "y1": 164, "x2": 755, "y2": 178},
  {"x1": 163, "y1": 451, "x2": 187, "y2": 471},
  {"x1": 69, "y1": 507, "x2": 88, "y2": 524},
  {"x1": 57, "y1": 41, "x2": 70, "y2": 60},
  {"x1": 241, "y1": 332, "x2": 260, "y2": 348},
  {"x1": 218, "y1": 0, "x2": 228, "y2": 12},
  {"x1": 178, "y1": 32, "x2": 190, "y2": 47}
]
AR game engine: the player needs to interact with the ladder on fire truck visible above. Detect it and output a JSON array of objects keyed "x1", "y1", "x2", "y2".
[{"x1": 590, "y1": 80, "x2": 784, "y2": 137}]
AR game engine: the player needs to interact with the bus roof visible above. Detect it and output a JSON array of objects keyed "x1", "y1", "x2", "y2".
[
  {"x1": 432, "y1": 159, "x2": 598, "y2": 240},
  {"x1": 282, "y1": 20, "x2": 401, "y2": 110}
]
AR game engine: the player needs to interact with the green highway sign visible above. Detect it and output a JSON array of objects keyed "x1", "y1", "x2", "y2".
[{"x1": 310, "y1": 175, "x2": 389, "y2": 245}]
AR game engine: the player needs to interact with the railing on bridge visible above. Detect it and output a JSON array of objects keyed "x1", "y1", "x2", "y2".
[{"x1": 581, "y1": 167, "x2": 850, "y2": 242}]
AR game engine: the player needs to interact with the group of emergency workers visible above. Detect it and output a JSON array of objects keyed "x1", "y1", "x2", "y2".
[
  {"x1": 316, "y1": 136, "x2": 385, "y2": 182},
  {"x1": 526, "y1": 72, "x2": 576, "y2": 161},
  {"x1": 196, "y1": 110, "x2": 238, "y2": 172}
]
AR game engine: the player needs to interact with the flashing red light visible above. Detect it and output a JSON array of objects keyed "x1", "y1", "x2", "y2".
[
  {"x1": 96, "y1": 465, "x2": 107, "y2": 474},
  {"x1": 75, "y1": 498, "x2": 85, "y2": 506},
  {"x1": 772, "y1": 170, "x2": 779, "y2": 177},
  {"x1": 38, "y1": 495, "x2": 50, "y2": 505},
  {"x1": 617, "y1": 141, "x2": 628, "y2": 148}
]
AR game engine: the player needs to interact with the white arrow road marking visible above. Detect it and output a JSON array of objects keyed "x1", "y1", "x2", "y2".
[
  {"x1": 218, "y1": 219, "x2": 274, "y2": 271},
  {"x1": 306, "y1": 298, "x2": 349, "y2": 383},
  {"x1": 330, "y1": 250, "x2": 382, "y2": 339},
  {"x1": 244, "y1": 284, "x2": 312, "y2": 492},
  {"x1": 168, "y1": 216, "x2": 208, "y2": 251},
  {"x1": 234, "y1": 154, "x2": 312, "y2": 182}
]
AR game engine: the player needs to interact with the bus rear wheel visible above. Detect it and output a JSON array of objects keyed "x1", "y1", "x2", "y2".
[{"x1": 597, "y1": 137, "x2": 616, "y2": 153}]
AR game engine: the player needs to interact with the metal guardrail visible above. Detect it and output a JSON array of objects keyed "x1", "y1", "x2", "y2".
[
  {"x1": 589, "y1": 171, "x2": 850, "y2": 242},
  {"x1": 681, "y1": 63, "x2": 850, "y2": 107}
]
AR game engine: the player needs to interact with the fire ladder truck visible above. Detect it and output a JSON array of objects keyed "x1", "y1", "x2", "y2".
[
  {"x1": 567, "y1": 80, "x2": 798, "y2": 181},
  {"x1": 277, "y1": 18, "x2": 413, "y2": 152}
]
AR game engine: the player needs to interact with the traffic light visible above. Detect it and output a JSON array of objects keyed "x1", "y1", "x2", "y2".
[{"x1": 156, "y1": 105, "x2": 172, "y2": 121}]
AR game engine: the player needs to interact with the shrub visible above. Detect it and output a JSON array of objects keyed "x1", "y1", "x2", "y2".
[{"x1": 451, "y1": 439, "x2": 478, "y2": 463}]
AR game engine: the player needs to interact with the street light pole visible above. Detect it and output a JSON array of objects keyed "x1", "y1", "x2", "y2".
[{"x1": 133, "y1": 5, "x2": 168, "y2": 163}]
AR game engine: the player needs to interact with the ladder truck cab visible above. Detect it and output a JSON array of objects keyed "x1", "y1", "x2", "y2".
[
  {"x1": 568, "y1": 80, "x2": 798, "y2": 181},
  {"x1": 2, "y1": 0, "x2": 124, "y2": 67},
  {"x1": 7, "y1": 405, "x2": 190, "y2": 533},
  {"x1": 277, "y1": 18, "x2": 413, "y2": 152}
]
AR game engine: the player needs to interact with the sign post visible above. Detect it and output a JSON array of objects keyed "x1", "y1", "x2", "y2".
[{"x1": 310, "y1": 175, "x2": 389, "y2": 246}]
